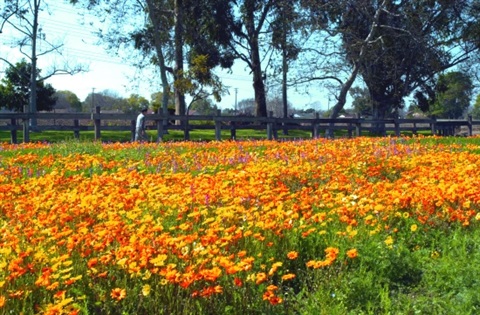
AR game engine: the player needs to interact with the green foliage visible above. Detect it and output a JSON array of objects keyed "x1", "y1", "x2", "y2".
[
  {"x1": 0, "y1": 59, "x2": 57, "y2": 112},
  {"x1": 177, "y1": 55, "x2": 228, "y2": 105},
  {"x1": 55, "y1": 90, "x2": 82, "y2": 112},
  {"x1": 471, "y1": 94, "x2": 480, "y2": 119},
  {"x1": 151, "y1": 91, "x2": 175, "y2": 114},
  {"x1": 430, "y1": 71, "x2": 473, "y2": 119},
  {"x1": 189, "y1": 98, "x2": 219, "y2": 116},
  {"x1": 125, "y1": 94, "x2": 150, "y2": 114},
  {"x1": 350, "y1": 86, "x2": 371, "y2": 117}
]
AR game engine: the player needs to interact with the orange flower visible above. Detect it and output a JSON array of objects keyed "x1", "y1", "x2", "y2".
[
  {"x1": 281, "y1": 273, "x2": 296, "y2": 281},
  {"x1": 346, "y1": 249, "x2": 358, "y2": 259},
  {"x1": 286, "y1": 251, "x2": 298, "y2": 260},
  {"x1": 199, "y1": 285, "x2": 223, "y2": 297},
  {"x1": 324, "y1": 247, "x2": 339, "y2": 260},
  {"x1": 263, "y1": 291, "x2": 283, "y2": 305},
  {"x1": 53, "y1": 290, "x2": 66, "y2": 300},
  {"x1": 0, "y1": 295, "x2": 5, "y2": 308},
  {"x1": 233, "y1": 277, "x2": 243, "y2": 287},
  {"x1": 268, "y1": 296, "x2": 283, "y2": 305},
  {"x1": 255, "y1": 272, "x2": 268, "y2": 285},
  {"x1": 110, "y1": 288, "x2": 126, "y2": 301},
  {"x1": 200, "y1": 266, "x2": 222, "y2": 282},
  {"x1": 87, "y1": 258, "x2": 98, "y2": 269}
]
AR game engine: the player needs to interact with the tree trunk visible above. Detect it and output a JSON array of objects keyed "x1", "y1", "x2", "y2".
[
  {"x1": 244, "y1": 0, "x2": 268, "y2": 118},
  {"x1": 174, "y1": 0, "x2": 186, "y2": 125},
  {"x1": 145, "y1": 0, "x2": 170, "y2": 121},
  {"x1": 282, "y1": 37, "x2": 288, "y2": 134},
  {"x1": 326, "y1": 64, "x2": 360, "y2": 137},
  {"x1": 252, "y1": 51, "x2": 267, "y2": 118},
  {"x1": 371, "y1": 99, "x2": 387, "y2": 136},
  {"x1": 326, "y1": 2, "x2": 385, "y2": 137},
  {"x1": 29, "y1": 0, "x2": 40, "y2": 128}
]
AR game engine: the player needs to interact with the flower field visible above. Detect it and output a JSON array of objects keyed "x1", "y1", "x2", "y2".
[{"x1": 1, "y1": 137, "x2": 480, "y2": 314}]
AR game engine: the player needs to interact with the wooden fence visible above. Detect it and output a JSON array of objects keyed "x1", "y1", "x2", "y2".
[{"x1": 1, "y1": 107, "x2": 479, "y2": 143}]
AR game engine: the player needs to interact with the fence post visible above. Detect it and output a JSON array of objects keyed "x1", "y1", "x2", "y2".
[
  {"x1": 267, "y1": 111, "x2": 274, "y2": 140},
  {"x1": 355, "y1": 113, "x2": 362, "y2": 137},
  {"x1": 94, "y1": 106, "x2": 101, "y2": 141},
  {"x1": 348, "y1": 123, "x2": 353, "y2": 138},
  {"x1": 131, "y1": 120, "x2": 136, "y2": 142},
  {"x1": 184, "y1": 115, "x2": 190, "y2": 141},
  {"x1": 10, "y1": 118, "x2": 17, "y2": 144},
  {"x1": 156, "y1": 118, "x2": 164, "y2": 142},
  {"x1": 468, "y1": 115, "x2": 473, "y2": 136},
  {"x1": 230, "y1": 121, "x2": 236, "y2": 140},
  {"x1": 313, "y1": 112, "x2": 320, "y2": 138},
  {"x1": 74, "y1": 119, "x2": 80, "y2": 139},
  {"x1": 430, "y1": 115, "x2": 437, "y2": 135},
  {"x1": 215, "y1": 109, "x2": 222, "y2": 141},
  {"x1": 23, "y1": 104, "x2": 29, "y2": 143},
  {"x1": 394, "y1": 117, "x2": 400, "y2": 137}
]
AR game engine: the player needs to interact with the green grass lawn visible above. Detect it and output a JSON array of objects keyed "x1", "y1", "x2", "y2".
[
  {"x1": 0, "y1": 129, "x2": 320, "y2": 143},
  {"x1": 0, "y1": 128, "x2": 438, "y2": 143}
]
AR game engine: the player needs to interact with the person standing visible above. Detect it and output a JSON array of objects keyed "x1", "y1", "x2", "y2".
[{"x1": 135, "y1": 106, "x2": 148, "y2": 142}]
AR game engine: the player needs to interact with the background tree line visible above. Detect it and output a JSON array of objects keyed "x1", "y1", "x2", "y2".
[{"x1": 2, "y1": 0, "x2": 480, "y2": 123}]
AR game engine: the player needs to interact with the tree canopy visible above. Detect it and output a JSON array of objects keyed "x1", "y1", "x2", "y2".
[
  {"x1": 4, "y1": 0, "x2": 480, "y2": 120},
  {"x1": 0, "y1": 60, "x2": 57, "y2": 112},
  {"x1": 430, "y1": 71, "x2": 473, "y2": 119}
]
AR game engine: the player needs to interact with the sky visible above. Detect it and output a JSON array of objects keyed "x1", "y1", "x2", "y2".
[{"x1": 0, "y1": 1, "x2": 329, "y2": 111}]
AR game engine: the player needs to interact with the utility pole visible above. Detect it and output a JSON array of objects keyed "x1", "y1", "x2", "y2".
[
  {"x1": 91, "y1": 88, "x2": 95, "y2": 113},
  {"x1": 234, "y1": 88, "x2": 238, "y2": 115}
]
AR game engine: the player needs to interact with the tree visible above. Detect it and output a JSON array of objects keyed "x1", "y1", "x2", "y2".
[
  {"x1": 125, "y1": 94, "x2": 150, "y2": 115},
  {"x1": 270, "y1": 1, "x2": 303, "y2": 116},
  {"x1": 2, "y1": 0, "x2": 83, "y2": 125},
  {"x1": 430, "y1": 71, "x2": 473, "y2": 119},
  {"x1": 340, "y1": 1, "x2": 476, "y2": 119},
  {"x1": 0, "y1": 60, "x2": 56, "y2": 112},
  {"x1": 225, "y1": 0, "x2": 275, "y2": 118},
  {"x1": 83, "y1": 90, "x2": 135, "y2": 113},
  {"x1": 178, "y1": 55, "x2": 228, "y2": 114},
  {"x1": 54, "y1": 90, "x2": 82, "y2": 112},
  {"x1": 471, "y1": 94, "x2": 480, "y2": 119},
  {"x1": 151, "y1": 91, "x2": 175, "y2": 114},
  {"x1": 236, "y1": 98, "x2": 256, "y2": 115},
  {"x1": 269, "y1": 0, "x2": 306, "y2": 134},
  {"x1": 299, "y1": 0, "x2": 478, "y2": 133},
  {"x1": 299, "y1": 0, "x2": 385, "y2": 136},
  {"x1": 70, "y1": 0, "x2": 236, "y2": 125},
  {"x1": 189, "y1": 98, "x2": 218, "y2": 116},
  {"x1": 350, "y1": 86, "x2": 372, "y2": 117},
  {"x1": 267, "y1": 94, "x2": 293, "y2": 118}
]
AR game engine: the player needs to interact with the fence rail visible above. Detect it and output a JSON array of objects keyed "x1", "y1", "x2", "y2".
[{"x1": 1, "y1": 107, "x2": 479, "y2": 143}]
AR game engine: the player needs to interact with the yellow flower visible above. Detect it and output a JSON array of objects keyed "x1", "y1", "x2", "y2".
[
  {"x1": 142, "y1": 284, "x2": 151, "y2": 296},
  {"x1": 150, "y1": 254, "x2": 168, "y2": 267},
  {"x1": 410, "y1": 224, "x2": 418, "y2": 232},
  {"x1": 384, "y1": 236, "x2": 394, "y2": 248}
]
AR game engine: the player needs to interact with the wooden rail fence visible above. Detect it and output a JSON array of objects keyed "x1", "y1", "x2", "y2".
[{"x1": 1, "y1": 107, "x2": 479, "y2": 143}]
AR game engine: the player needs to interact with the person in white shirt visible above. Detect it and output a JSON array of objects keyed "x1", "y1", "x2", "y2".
[{"x1": 135, "y1": 106, "x2": 148, "y2": 142}]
